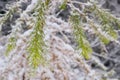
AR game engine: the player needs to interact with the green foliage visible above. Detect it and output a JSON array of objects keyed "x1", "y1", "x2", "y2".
[
  {"x1": 90, "y1": 22, "x2": 110, "y2": 44},
  {"x1": 5, "y1": 36, "x2": 16, "y2": 56},
  {"x1": 88, "y1": 3, "x2": 119, "y2": 40},
  {"x1": 0, "y1": 6, "x2": 17, "y2": 25},
  {"x1": 80, "y1": 1, "x2": 120, "y2": 45},
  {"x1": 99, "y1": 34, "x2": 110, "y2": 44},
  {"x1": 69, "y1": 1, "x2": 120, "y2": 59},
  {"x1": 27, "y1": 0, "x2": 50, "y2": 68},
  {"x1": 3, "y1": 0, "x2": 120, "y2": 68},
  {"x1": 0, "y1": 1, "x2": 20, "y2": 57},
  {"x1": 59, "y1": 0, "x2": 68, "y2": 10},
  {"x1": 70, "y1": 12, "x2": 92, "y2": 60},
  {"x1": 2, "y1": 5, "x2": 18, "y2": 56}
]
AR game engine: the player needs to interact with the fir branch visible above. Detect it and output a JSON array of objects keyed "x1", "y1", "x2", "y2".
[
  {"x1": 5, "y1": 36, "x2": 16, "y2": 56},
  {"x1": 4, "y1": 3, "x2": 20, "y2": 56},
  {"x1": 88, "y1": 3, "x2": 119, "y2": 40},
  {"x1": 59, "y1": 0, "x2": 68, "y2": 10},
  {"x1": 70, "y1": 12, "x2": 92, "y2": 60},
  {"x1": 89, "y1": 21, "x2": 110, "y2": 44},
  {"x1": 27, "y1": 0, "x2": 50, "y2": 68},
  {"x1": 0, "y1": 5, "x2": 17, "y2": 26}
]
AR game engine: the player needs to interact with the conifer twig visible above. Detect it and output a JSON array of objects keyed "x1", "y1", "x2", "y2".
[{"x1": 27, "y1": 0, "x2": 50, "y2": 68}]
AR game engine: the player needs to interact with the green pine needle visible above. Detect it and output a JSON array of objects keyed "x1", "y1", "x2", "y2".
[
  {"x1": 27, "y1": 0, "x2": 50, "y2": 68},
  {"x1": 59, "y1": 0, "x2": 67, "y2": 10},
  {"x1": 90, "y1": 4, "x2": 119, "y2": 40},
  {"x1": 70, "y1": 12, "x2": 92, "y2": 60},
  {"x1": 5, "y1": 36, "x2": 16, "y2": 56}
]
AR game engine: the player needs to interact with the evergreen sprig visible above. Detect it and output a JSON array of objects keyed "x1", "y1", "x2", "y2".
[
  {"x1": 5, "y1": 36, "x2": 16, "y2": 56},
  {"x1": 0, "y1": 5, "x2": 17, "y2": 25},
  {"x1": 4, "y1": 5, "x2": 19, "y2": 56},
  {"x1": 68, "y1": 1, "x2": 120, "y2": 60},
  {"x1": 27, "y1": 0, "x2": 50, "y2": 68},
  {"x1": 88, "y1": 4, "x2": 119, "y2": 40},
  {"x1": 70, "y1": 12, "x2": 92, "y2": 60},
  {"x1": 89, "y1": 21, "x2": 110, "y2": 44},
  {"x1": 59, "y1": 0, "x2": 68, "y2": 10}
]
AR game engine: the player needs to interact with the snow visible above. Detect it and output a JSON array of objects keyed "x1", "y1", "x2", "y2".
[{"x1": 0, "y1": 0, "x2": 109, "y2": 80}]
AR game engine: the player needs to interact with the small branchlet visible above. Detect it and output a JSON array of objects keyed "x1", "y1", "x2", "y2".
[
  {"x1": 0, "y1": 5, "x2": 17, "y2": 26},
  {"x1": 68, "y1": 0, "x2": 120, "y2": 59},
  {"x1": 5, "y1": 36, "x2": 16, "y2": 56},
  {"x1": 87, "y1": 3, "x2": 119, "y2": 40},
  {"x1": 89, "y1": 21, "x2": 110, "y2": 44},
  {"x1": 59, "y1": 0, "x2": 68, "y2": 10},
  {"x1": 70, "y1": 12, "x2": 92, "y2": 60},
  {"x1": 27, "y1": 0, "x2": 50, "y2": 68},
  {"x1": 4, "y1": 3, "x2": 19, "y2": 56}
]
